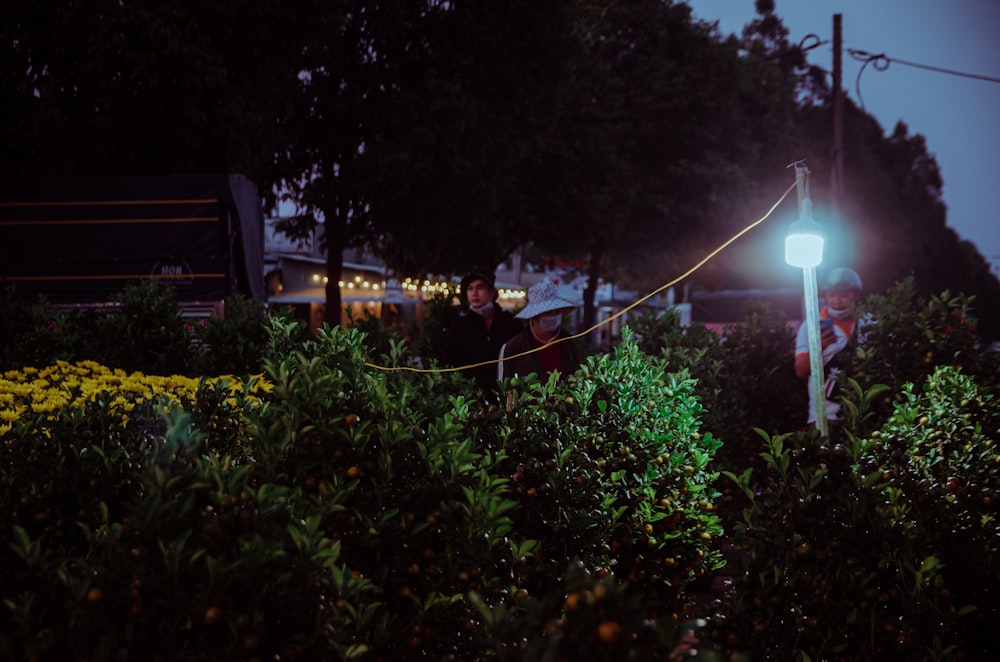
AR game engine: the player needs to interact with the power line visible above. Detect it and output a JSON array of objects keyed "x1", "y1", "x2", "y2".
[
  {"x1": 848, "y1": 48, "x2": 1000, "y2": 111},
  {"x1": 365, "y1": 178, "x2": 801, "y2": 374}
]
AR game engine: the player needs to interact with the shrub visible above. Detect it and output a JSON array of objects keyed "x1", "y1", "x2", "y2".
[
  {"x1": 93, "y1": 279, "x2": 194, "y2": 375},
  {"x1": 0, "y1": 282, "x2": 297, "y2": 379},
  {"x1": 710, "y1": 429, "x2": 964, "y2": 661},
  {"x1": 484, "y1": 563, "x2": 722, "y2": 661},
  {"x1": 707, "y1": 363, "x2": 1000, "y2": 661},
  {"x1": 0, "y1": 365, "x2": 287, "y2": 660},
  {"x1": 192, "y1": 293, "x2": 284, "y2": 376},
  {"x1": 245, "y1": 323, "x2": 509, "y2": 657},
  {"x1": 248, "y1": 323, "x2": 724, "y2": 657},
  {"x1": 0, "y1": 288, "x2": 104, "y2": 372},
  {"x1": 461, "y1": 327, "x2": 726, "y2": 660},
  {"x1": 861, "y1": 365, "x2": 1000, "y2": 658},
  {"x1": 841, "y1": 276, "x2": 1000, "y2": 438},
  {"x1": 1, "y1": 320, "x2": 724, "y2": 659},
  {"x1": 628, "y1": 302, "x2": 805, "y2": 476}
]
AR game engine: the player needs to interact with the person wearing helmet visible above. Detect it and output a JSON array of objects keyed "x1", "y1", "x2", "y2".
[
  {"x1": 444, "y1": 268, "x2": 523, "y2": 394},
  {"x1": 794, "y1": 267, "x2": 865, "y2": 430}
]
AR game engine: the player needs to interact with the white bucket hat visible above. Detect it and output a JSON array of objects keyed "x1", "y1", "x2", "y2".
[{"x1": 516, "y1": 280, "x2": 577, "y2": 320}]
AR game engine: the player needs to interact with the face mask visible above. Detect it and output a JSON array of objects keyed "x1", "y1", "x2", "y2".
[
  {"x1": 469, "y1": 301, "x2": 494, "y2": 316},
  {"x1": 536, "y1": 315, "x2": 562, "y2": 332},
  {"x1": 827, "y1": 304, "x2": 855, "y2": 321}
]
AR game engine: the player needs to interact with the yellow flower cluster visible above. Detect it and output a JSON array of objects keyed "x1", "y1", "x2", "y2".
[{"x1": 0, "y1": 360, "x2": 273, "y2": 437}]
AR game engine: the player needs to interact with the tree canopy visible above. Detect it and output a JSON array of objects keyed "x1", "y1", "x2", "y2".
[{"x1": 3, "y1": 0, "x2": 997, "y2": 338}]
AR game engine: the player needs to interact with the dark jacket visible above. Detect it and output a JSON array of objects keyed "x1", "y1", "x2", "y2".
[
  {"x1": 498, "y1": 329, "x2": 579, "y2": 382},
  {"x1": 444, "y1": 307, "x2": 522, "y2": 392}
]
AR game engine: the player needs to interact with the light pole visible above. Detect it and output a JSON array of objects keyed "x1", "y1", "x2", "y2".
[{"x1": 784, "y1": 162, "x2": 828, "y2": 437}]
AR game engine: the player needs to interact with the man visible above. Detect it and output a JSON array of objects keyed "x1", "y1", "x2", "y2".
[
  {"x1": 444, "y1": 269, "x2": 522, "y2": 393},
  {"x1": 794, "y1": 267, "x2": 865, "y2": 430},
  {"x1": 498, "y1": 280, "x2": 579, "y2": 382}
]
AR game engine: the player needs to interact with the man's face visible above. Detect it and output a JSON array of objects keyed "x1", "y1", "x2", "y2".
[
  {"x1": 825, "y1": 289, "x2": 858, "y2": 311},
  {"x1": 466, "y1": 279, "x2": 494, "y2": 308}
]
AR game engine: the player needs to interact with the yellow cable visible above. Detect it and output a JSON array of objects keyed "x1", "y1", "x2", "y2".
[{"x1": 364, "y1": 178, "x2": 799, "y2": 373}]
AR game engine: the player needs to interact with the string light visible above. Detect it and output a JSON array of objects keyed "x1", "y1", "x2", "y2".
[{"x1": 306, "y1": 273, "x2": 526, "y2": 300}]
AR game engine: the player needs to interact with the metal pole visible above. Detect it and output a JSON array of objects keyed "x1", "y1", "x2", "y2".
[
  {"x1": 832, "y1": 14, "x2": 844, "y2": 212},
  {"x1": 795, "y1": 164, "x2": 829, "y2": 436},
  {"x1": 802, "y1": 266, "x2": 829, "y2": 437}
]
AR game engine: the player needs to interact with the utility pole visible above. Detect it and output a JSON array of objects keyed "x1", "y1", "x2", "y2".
[{"x1": 832, "y1": 14, "x2": 845, "y2": 212}]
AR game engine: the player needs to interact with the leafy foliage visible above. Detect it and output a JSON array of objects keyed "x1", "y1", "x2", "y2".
[
  {"x1": 0, "y1": 286, "x2": 97, "y2": 371},
  {"x1": 95, "y1": 280, "x2": 195, "y2": 375},
  {"x1": 191, "y1": 293, "x2": 279, "y2": 376},
  {"x1": 1, "y1": 0, "x2": 307, "y2": 203},
  {"x1": 712, "y1": 430, "x2": 968, "y2": 660},
  {"x1": 840, "y1": 276, "x2": 1000, "y2": 437},
  {"x1": 497, "y1": 328, "x2": 724, "y2": 613},
  {"x1": 627, "y1": 302, "x2": 805, "y2": 475},
  {"x1": 0, "y1": 281, "x2": 295, "y2": 378},
  {"x1": 861, "y1": 366, "x2": 1000, "y2": 657},
  {"x1": 6, "y1": 274, "x2": 1000, "y2": 659},
  {"x1": 0, "y1": 319, "x2": 723, "y2": 659}
]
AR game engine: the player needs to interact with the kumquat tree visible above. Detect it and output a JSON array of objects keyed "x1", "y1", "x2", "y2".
[{"x1": 1, "y1": 274, "x2": 999, "y2": 660}]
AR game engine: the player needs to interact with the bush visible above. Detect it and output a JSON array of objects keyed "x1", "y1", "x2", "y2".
[
  {"x1": 0, "y1": 364, "x2": 284, "y2": 660},
  {"x1": 861, "y1": 365, "x2": 1000, "y2": 657},
  {"x1": 192, "y1": 293, "x2": 285, "y2": 376},
  {"x1": 841, "y1": 276, "x2": 1000, "y2": 438},
  {"x1": 496, "y1": 328, "x2": 724, "y2": 610},
  {"x1": 91, "y1": 279, "x2": 195, "y2": 375},
  {"x1": 710, "y1": 429, "x2": 966, "y2": 661},
  {"x1": 0, "y1": 282, "x2": 295, "y2": 378},
  {"x1": 10, "y1": 274, "x2": 1000, "y2": 658},
  {"x1": 628, "y1": 302, "x2": 805, "y2": 476},
  {"x1": 706, "y1": 363, "x2": 1000, "y2": 661},
  {"x1": 1, "y1": 321, "x2": 724, "y2": 659},
  {"x1": 0, "y1": 288, "x2": 103, "y2": 372}
]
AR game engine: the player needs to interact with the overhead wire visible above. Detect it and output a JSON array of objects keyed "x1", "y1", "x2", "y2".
[
  {"x1": 848, "y1": 48, "x2": 1000, "y2": 112},
  {"x1": 363, "y1": 176, "x2": 800, "y2": 374}
]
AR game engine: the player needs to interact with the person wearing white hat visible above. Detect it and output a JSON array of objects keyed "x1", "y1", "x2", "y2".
[{"x1": 498, "y1": 280, "x2": 579, "y2": 381}]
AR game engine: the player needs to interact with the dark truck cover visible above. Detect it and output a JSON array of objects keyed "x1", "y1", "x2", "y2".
[
  {"x1": 0, "y1": 174, "x2": 265, "y2": 304},
  {"x1": 690, "y1": 288, "x2": 804, "y2": 324}
]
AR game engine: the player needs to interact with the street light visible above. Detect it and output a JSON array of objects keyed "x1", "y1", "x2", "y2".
[
  {"x1": 785, "y1": 198, "x2": 823, "y2": 268},
  {"x1": 785, "y1": 162, "x2": 829, "y2": 437}
]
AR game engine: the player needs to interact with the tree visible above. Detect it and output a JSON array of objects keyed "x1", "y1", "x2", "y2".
[
  {"x1": 0, "y1": 0, "x2": 308, "y2": 206},
  {"x1": 841, "y1": 116, "x2": 1000, "y2": 339},
  {"x1": 7, "y1": 0, "x2": 998, "y2": 341},
  {"x1": 357, "y1": 0, "x2": 574, "y2": 281},
  {"x1": 274, "y1": 1, "x2": 404, "y2": 326},
  {"x1": 520, "y1": 0, "x2": 771, "y2": 334}
]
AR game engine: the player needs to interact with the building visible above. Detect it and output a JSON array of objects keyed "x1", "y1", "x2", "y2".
[{"x1": 263, "y1": 217, "x2": 528, "y2": 332}]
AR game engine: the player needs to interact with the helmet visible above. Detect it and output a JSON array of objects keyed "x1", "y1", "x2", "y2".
[{"x1": 821, "y1": 267, "x2": 862, "y2": 293}]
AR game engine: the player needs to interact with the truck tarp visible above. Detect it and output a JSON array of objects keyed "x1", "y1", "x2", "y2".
[
  {"x1": 690, "y1": 288, "x2": 803, "y2": 324},
  {"x1": 0, "y1": 174, "x2": 265, "y2": 304}
]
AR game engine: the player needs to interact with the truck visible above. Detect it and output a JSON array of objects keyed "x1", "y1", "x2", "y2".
[{"x1": 0, "y1": 174, "x2": 265, "y2": 311}]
